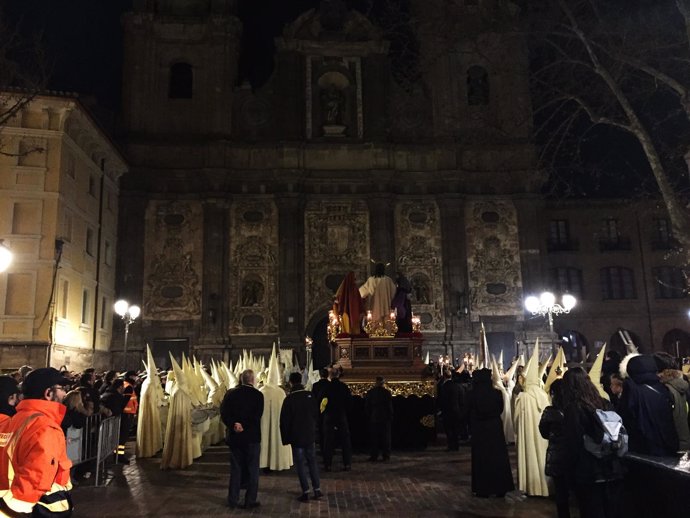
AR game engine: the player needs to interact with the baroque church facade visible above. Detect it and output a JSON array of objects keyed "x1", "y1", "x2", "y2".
[{"x1": 115, "y1": 0, "x2": 689, "y2": 369}]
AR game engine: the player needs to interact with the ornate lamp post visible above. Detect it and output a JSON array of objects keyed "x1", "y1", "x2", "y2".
[
  {"x1": 524, "y1": 292, "x2": 577, "y2": 354},
  {"x1": 0, "y1": 241, "x2": 13, "y2": 273},
  {"x1": 114, "y1": 299, "x2": 140, "y2": 369}
]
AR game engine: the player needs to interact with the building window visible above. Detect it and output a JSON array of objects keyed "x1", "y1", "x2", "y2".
[
  {"x1": 62, "y1": 212, "x2": 72, "y2": 243},
  {"x1": 599, "y1": 218, "x2": 631, "y2": 251},
  {"x1": 104, "y1": 240, "x2": 112, "y2": 266},
  {"x1": 600, "y1": 267, "x2": 636, "y2": 300},
  {"x1": 467, "y1": 66, "x2": 489, "y2": 106},
  {"x1": 653, "y1": 266, "x2": 687, "y2": 299},
  {"x1": 88, "y1": 174, "x2": 96, "y2": 197},
  {"x1": 86, "y1": 227, "x2": 94, "y2": 256},
  {"x1": 100, "y1": 296, "x2": 107, "y2": 329},
  {"x1": 652, "y1": 218, "x2": 675, "y2": 250},
  {"x1": 550, "y1": 267, "x2": 584, "y2": 298},
  {"x1": 12, "y1": 202, "x2": 41, "y2": 235},
  {"x1": 60, "y1": 280, "x2": 69, "y2": 319},
  {"x1": 548, "y1": 219, "x2": 577, "y2": 251},
  {"x1": 5, "y1": 273, "x2": 33, "y2": 316},
  {"x1": 81, "y1": 289, "x2": 90, "y2": 325},
  {"x1": 169, "y1": 62, "x2": 193, "y2": 99}
]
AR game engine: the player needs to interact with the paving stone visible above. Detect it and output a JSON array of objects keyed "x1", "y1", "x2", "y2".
[{"x1": 72, "y1": 444, "x2": 557, "y2": 517}]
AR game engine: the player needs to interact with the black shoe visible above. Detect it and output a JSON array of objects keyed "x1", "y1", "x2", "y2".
[
  {"x1": 343, "y1": 465, "x2": 351, "y2": 471},
  {"x1": 298, "y1": 494, "x2": 309, "y2": 503},
  {"x1": 227, "y1": 501, "x2": 239, "y2": 509},
  {"x1": 313, "y1": 490, "x2": 323, "y2": 500},
  {"x1": 243, "y1": 501, "x2": 261, "y2": 509}
]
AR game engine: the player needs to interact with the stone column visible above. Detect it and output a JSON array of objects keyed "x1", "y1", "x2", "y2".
[
  {"x1": 367, "y1": 194, "x2": 395, "y2": 266},
  {"x1": 276, "y1": 194, "x2": 305, "y2": 344},
  {"x1": 200, "y1": 200, "x2": 230, "y2": 344},
  {"x1": 437, "y1": 194, "x2": 468, "y2": 341}
]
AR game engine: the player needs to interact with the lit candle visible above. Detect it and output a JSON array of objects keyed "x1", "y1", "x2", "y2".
[
  {"x1": 367, "y1": 310, "x2": 372, "y2": 321},
  {"x1": 390, "y1": 311, "x2": 396, "y2": 321}
]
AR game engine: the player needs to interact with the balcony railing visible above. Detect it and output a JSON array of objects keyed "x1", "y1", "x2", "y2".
[
  {"x1": 547, "y1": 238, "x2": 580, "y2": 252},
  {"x1": 599, "y1": 236, "x2": 632, "y2": 252}
]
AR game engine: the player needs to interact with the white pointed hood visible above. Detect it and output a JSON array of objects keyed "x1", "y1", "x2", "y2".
[
  {"x1": 525, "y1": 338, "x2": 541, "y2": 389},
  {"x1": 544, "y1": 346, "x2": 567, "y2": 393},
  {"x1": 589, "y1": 343, "x2": 610, "y2": 400},
  {"x1": 266, "y1": 344, "x2": 282, "y2": 386}
]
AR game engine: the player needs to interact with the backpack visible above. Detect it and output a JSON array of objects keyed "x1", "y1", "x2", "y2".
[{"x1": 583, "y1": 409, "x2": 629, "y2": 459}]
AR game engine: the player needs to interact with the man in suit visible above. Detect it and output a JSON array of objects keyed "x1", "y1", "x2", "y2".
[
  {"x1": 280, "y1": 372, "x2": 323, "y2": 502},
  {"x1": 365, "y1": 376, "x2": 393, "y2": 461},
  {"x1": 438, "y1": 368, "x2": 462, "y2": 451},
  {"x1": 322, "y1": 368, "x2": 353, "y2": 471},
  {"x1": 221, "y1": 369, "x2": 264, "y2": 509},
  {"x1": 311, "y1": 368, "x2": 330, "y2": 452}
]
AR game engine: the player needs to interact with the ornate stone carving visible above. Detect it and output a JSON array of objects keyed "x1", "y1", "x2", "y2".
[
  {"x1": 229, "y1": 199, "x2": 279, "y2": 335},
  {"x1": 304, "y1": 200, "x2": 370, "y2": 324},
  {"x1": 143, "y1": 201, "x2": 203, "y2": 320},
  {"x1": 395, "y1": 201, "x2": 445, "y2": 332},
  {"x1": 465, "y1": 200, "x2": 523, "y2": 317}
]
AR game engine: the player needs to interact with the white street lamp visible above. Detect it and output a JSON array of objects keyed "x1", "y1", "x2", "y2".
[
  {"x1": 524, "y1": 291, "x2": 577, "y2": 332},
  {"x1": 524, "y1": 292, "x2": 577, "y2": 353},
  {"x1": 114, "y1": 299, "x2": 140, "y2": 369},
  {"x1": 0, "y1": 241, "x2": 13, "y2": 273}
]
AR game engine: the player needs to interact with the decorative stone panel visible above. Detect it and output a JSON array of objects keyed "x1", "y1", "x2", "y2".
[
  {"x1": 465, "y1": 199, "x2": 523, "y2": 317},
  {"x1": 304, "y1": 200, "x2": 370, "y2": 324},
  {"x1": 395, "y1": 200, "x2": 445, "y2": 332},
  {"x1": 143, "y1": 200, "x2": 203, "y2": 320},
  {"x1": 229, "y1": 199, "x2": 279, "y2": 335}
]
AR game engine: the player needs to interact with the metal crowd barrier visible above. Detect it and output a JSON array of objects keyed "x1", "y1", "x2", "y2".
[
  {"x1": 94, "y1": 415, "x2": 121, "y2": 486},
  {"x1": 65, "y1": 415, "x2": 121, "y2": 487}
]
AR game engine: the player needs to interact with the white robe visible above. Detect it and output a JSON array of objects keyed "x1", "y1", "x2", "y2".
[
  {"x1": 259, "y1": 385, "x2": 292, "y2": 470},
  {"x1": 136, "y1": 376, "x2": 163, "y2": 458},
  {"x1": 359, "y1": 275, "x2": 396, "y2": 322},
  {"x1": 496, "y1": 383, "x2": 515, "y2": 444},
  {"x1": 161, "y1": 383, "x2": 194, "y2": 470},
  {"x1": 514, "y1": 388, "x2": 550, "y2": 496}
]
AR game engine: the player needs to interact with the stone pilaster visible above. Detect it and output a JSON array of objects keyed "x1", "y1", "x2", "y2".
[
  {"x1": 367, "y1": 194, "x2": 395, "y2": 267},
  {"x1": 276, "y1": 194, "x2": 305, "y2": 344}
]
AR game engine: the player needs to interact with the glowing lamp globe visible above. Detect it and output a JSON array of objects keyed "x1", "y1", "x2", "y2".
[
  {"x1": 562, "y1": 294, "x2": 577, "y2": 311},
  {"x1": 524, "y1": 296, "x2": 540, "y2": 313},
  {"x1": 540, "y1": 291, "x2": 556, "y2": 308},
  {"x1": 114, "y1": 300, "x2": 129, "y2": 317}
]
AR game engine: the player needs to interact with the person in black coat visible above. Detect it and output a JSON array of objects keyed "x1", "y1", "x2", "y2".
[
  {"x1": 220, "y1": 369, "x2": 264, "y2": 509},
  {"x1": 562, "y1": 367, "x2": 625, "y2": 518},
  {"x1": 438, "y1": 369, "x2": 462, "y2": 451},
  {"x1": 619, "y1": 354, "x2": 678, "y2": 456},
  {"x1": 322, "y1": 368, "x2": 352, "y2": 471},
  {"x1": 311, "y1": 368, "x2": 330, "y2": 453},
  {"x1": 365, "y1": 376, "x2": 393, "y2": 461},
  {"x1": 539, "y1": 379, "x2": 570, "y2": 518},
  {"x1": 280, "y1": 372, "x2": 322, "y2": 502},
  {"x1": 99, "y1": 379, "x2": 130, "y2": 416},
  {"x1": 468, "y1": 369, "x2": 514, "y2": 498}
]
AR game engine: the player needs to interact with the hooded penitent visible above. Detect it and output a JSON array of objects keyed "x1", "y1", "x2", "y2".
[
  {"x1": 588, "y1": 343, "x2": 610, "y2": 401},
  {"x1": 161, "y1": 353, "x2": 194, "y2": 469},
  {"x1": 259, "y1": 344, "x2": 293, "y2": 471},
  {"x1": 514, "y1": 341, "x2": 550, "y2": 496},
  {"x1": 334, "y1": 271, "x2": 363, "y2": 334},
  {"x1": 492, "y1": 356, "x2": 514, "y2": 444},
  {"x1": 136, "y1": 344, "x2": 164, "y2": 458},
  {"x1": 621, "y1": 354, "x2": 679, "y2": 455},
  {"x1": 544, "y1": 347, "x2": 567, "y2": 394}
]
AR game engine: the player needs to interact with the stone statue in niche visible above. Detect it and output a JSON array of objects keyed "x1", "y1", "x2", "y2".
[
  {"x1": 412, "y1": 275, "x2": 431, "y2": 304},
  {"x1": 241, "y1": 279, "x2": 264, "y2": 307},
  {"x1": 321, "y1": 85, "x2": 345, "y2": 125}
]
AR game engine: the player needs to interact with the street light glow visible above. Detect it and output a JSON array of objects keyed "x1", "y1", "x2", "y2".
[
  {"x1": 562, "y1": 294, "x2": 577, "y2": 311},
  {"x1": 540, "y1": 291, "x2": 556, "y2": 307},
  {"x1": 128, "y1": 305, "x2": 141, "y2": 320},
  {"x1": 524, "y1": 296, "x2": 540, "y2": 313},
  {"x1": 114, "y1": 299, "x2": 129, "y2": 317},
  {"x1": 0, "y1": 242, "x2": 12, "y2": 273}
]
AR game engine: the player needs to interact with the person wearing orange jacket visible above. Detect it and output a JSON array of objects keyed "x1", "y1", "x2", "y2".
[
  {"x1": 0, "y1": 368, "x2": 73, "y2": 517},
  {"x1": 118, "y1": 371, "x2": 139, "y2": 463}
]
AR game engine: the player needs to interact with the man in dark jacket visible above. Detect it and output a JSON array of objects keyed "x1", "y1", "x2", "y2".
[
  {"x1": 364, "y1": 376, "x2": 393, "y2": 462},
  {"x1": 322, "y1": 368, "x2": 352, "y2": 471},
  {"x1": 220, "y1": 369, "x2": 264, "y2": 509},
  {"x1": 100, "y1": 379, "x2": 132, "y2": 463},
  {"x1": 280, "y1": 372, "x2": 322, "y2": 502},
  {"x1": 438, "y1": 369, "x2": 463, "y2": 451},
  {"x1": 620, "y1": 354, "x2": 678, "y2": 455},
  {"x1": 311, "y1": 368, "x2": 330, "y2": 453}
]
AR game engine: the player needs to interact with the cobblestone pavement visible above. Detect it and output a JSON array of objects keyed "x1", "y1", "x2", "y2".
[{"x1": 72, "y1": 444, "x2": 556, "y2": 518}]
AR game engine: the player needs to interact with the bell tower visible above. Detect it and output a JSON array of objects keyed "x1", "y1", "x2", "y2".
[{"x1": 122, "y1": 0, "x2": 241, "y2": 136}]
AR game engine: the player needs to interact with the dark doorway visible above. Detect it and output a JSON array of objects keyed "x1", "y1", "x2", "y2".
[
  {"x1": 311, "y1": 316, "x2": 331, "y2": 371},
  {"x1": 486, "y1": 332, "x2": 516, "y2": 370},
  {"x1": 151, "y1": 338, "x2": 189, "y2": 371}
]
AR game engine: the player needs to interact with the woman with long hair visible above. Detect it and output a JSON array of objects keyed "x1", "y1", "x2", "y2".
[{"x1": 561, "y1": 367, "x2": 624, "y2": 518}]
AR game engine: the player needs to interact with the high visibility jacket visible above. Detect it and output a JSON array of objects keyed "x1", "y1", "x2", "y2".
[
  {"x1": 0, "y1": 399, "x2": 72, "y2": 515},
  {"x1": 123, "y1": 381, "x2": 138, "y2": 415}
]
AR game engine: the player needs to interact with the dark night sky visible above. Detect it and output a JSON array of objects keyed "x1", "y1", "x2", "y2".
[{"x1": 4, "y1": 0, "x2": 681, "y2": 199}]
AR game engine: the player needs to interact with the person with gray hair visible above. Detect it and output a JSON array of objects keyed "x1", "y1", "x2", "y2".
[{"x1": 221, "y1": 369, "x2": 264, "y2": 509}]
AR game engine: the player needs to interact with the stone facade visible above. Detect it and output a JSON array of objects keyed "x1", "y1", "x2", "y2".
[
  {"x1": 0, "y1": 93, "x2": 127, "y2": 371},
  {"x1": 115, "y1": 1, "x2": 688, "y2": 368}
]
